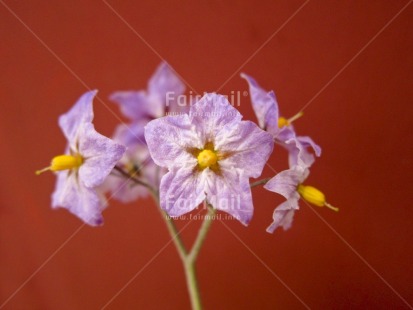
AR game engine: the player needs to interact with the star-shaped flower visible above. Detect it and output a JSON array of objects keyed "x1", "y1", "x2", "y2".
[
  {"x1": 264, "y1": 165, "x2": 338, "y2": 233},
  {"x1": 144, "y1": 94, "x2": 274, "y2": 225},
  {"x1": 37, "y1": 90, "x2": 126, "y2": 226}
]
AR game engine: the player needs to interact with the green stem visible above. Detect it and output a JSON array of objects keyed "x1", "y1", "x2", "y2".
[
  {"x1": 159, "y1": 209, "x2": 188, "y2": 260},
  {"x1": 149, "y1": 186, "x2": 215, "y2": 310},
  {"x1": 188, "y1": 207, "x2": 216, "y2": 263},
  {"x1": 250, "y1": 177, "x2": 271, "y2": 188},
  {"x1": 150, "y1": 190, "x2": 188, "y2": 260},
  {"x1": 183, "y1": 260, "x2": 202, "y2": 310}
]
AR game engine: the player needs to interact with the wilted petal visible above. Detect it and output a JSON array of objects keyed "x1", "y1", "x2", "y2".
[
  {"x1": 266, "y1": 199, "x2": 299, "y2": 233},
  {"x1": 78, "y1": 122, "x2": 126, "y2": 188},
  {"x1": 144, "y1": 115, "x2": 201, "y2": 169},
  {"x1": 264, "y1": 166, "x2": 308, "y2": 199},
  {"x1": 285, "y1": 136, "x2": 321, "y2": 169},
  {"x1": 58, "y1": 90, "x2": 96, "y2": 146},
  {"x1": 241, "y1": 73, "x2": 279, "y2": 133},
  {"x1": 52, "y1": 171, "x2": 104, "y2": 226},
  {"x1": 217, "y1": 120, "x2": 274, "y2": 178},
  {"x1": 160, "y1": 166, "x2": 206, "y2": 217},
  {"x1": 206, "y1": 168, "x2": 253, "y2": 226}
]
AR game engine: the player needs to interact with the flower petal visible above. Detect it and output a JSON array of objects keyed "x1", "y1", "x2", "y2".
[
  {"x1": 205, "y1": 168, "x2": 253, "y2": 226},
  {"x1": 78, "y1": 123, "x2": 126, "y2": 188},
  {"x1": 52, "y1": 171, "x2": 104, "y2": 226},
  {"x1": 189, "y1": 94, "x2": 242, "y2": 145},
  {"x1": 266, "y1": 199, "x2": 299, "y2": 233},
  {"x1": 264, "y1": 166, "x2": 308, "y2": 199},
  {"x1": 241, "y1": 73, "x2": 279, "y2": 133},
  {"x1": 285, "y1": 136, "x2": 321, "y2": 169},
  {"x1": 148, "y1": 62, "x2": 186, "y2": 106},
  {"x1": 144, "y1": 115, "x2": 201, "y2": 169},
  {"x1": 217, "y1": 120, "x2": 274, "y2": 178},
  {"x1": 160, "y1": 166, "x2": 206, "y2": 217},
  {"x1": 110, "y1": 90, "x2": 161, "y2": 120},
  {"x1": 58, "y1": 90, "x2": 96, "y2": 146},
  {"x1": 112, "y1": 122, "x2": 147, "y2": 147}
]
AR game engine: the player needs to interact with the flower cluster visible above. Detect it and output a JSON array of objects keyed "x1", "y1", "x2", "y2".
[{"x1": 38, "y1": 62, "x2": 337, "y2": 232}]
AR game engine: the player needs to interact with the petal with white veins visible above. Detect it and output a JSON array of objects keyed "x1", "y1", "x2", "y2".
[
  {"x1": 241, "y1": 73, "x2": 279, "y2": 133},
  {"x1": 205, "y1": 168, "x2": 253, "y2": 226},
  {"x1": 58, "y1": 90, "x2": 96, "y2": 147},
  {"x1": 148, "y1": 62, "x2": 186, "y2": 107},
  {"x1": 189, "y1": 94, "x2": 242, "y2": 145},
  {"x1": 266, "y1": 199, "x2": 299, "y2": 233},
  {"x1": 145, "y1": 115, "x2": 201, "y2": 169},
  {"x1": 160, "y1": 166, "x2": 206, "y2": 217},
  {"x1": 264, "y1": 166, "x2": 308, "y2": 199},
  {"x1": 216, "y1": 120, "x2": 274, "y2": 178},
  {"x1": 52, "y1": 171, "x2": 104, "y2": 226},
  {"x1": 78, "y1": 122, "x2": 126, "y2": 188}
]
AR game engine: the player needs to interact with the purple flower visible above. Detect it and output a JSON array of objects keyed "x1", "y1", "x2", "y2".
[
  {"x1": 37, "y1": 90, "x2": 126, "y2": 226},
  {"x1": 102, "y1": 124, "x2": 163, "y2": 203},
  {"x1": 144, "y1": 94, "x2": 274, "y2": 225},
  {"x1": 110, "y1": 62, "x2": 186, "y2": 121},
  {"x1": 241, "y1": 73, "x2": 321, "y2": 166},
  {"x1": 264, "y1": 165, "x2": 338, "y2": 233}
]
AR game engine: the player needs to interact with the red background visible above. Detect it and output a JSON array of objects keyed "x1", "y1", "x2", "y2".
[{"x1": 1, "y1": 1, "x2": 412, "y2": 309}]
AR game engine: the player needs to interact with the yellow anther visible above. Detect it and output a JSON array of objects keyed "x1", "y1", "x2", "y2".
[
  {"x1": 36, "y1": 154, "x2": 83, "y2": 175},
  {"x1": 278, "y1": 111, "x2": 304, "y2": 128},
  {"x1": 197, "y1": 149, "x2": 218, "y2": 169},
  {"x1": 297, "y1": 184, "x2": 339, "y2": 212},
  {"x1": 278, "y1": 117, "x2": 289, "y2": 128}
]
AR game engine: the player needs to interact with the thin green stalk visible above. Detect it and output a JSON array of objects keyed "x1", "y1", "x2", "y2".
[
  {"x1": 148, "y1": 186, "x2": 215, "y2": 309},
  {"x1": 150, "y1": 191, "x2": 188, "y2": 260},
  {"x1": 183, "y1": 260, "x2": 202, "y2": 310},
  {"x1": 250, "y1": 177, "x2": 271, "y2": 188},
  {"x1": 188, "y1": 207, "x2": 216, "y2": 263}
]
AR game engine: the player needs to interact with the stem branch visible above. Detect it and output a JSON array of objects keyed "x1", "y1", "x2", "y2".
[{"x1": 250, "y1": 177, "x2": 271, "y2": 188}]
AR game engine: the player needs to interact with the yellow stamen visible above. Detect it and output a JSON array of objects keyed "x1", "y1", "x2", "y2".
[
  {"x1": 297, "y1": 184, "x2": 339, "y2": 212},
  {"x1": 36, "y1": 154, "x2": 83, "y2": 175},
  {"x1": 277, "y1": 117, "x2": 289, "y2": 128},
  {"x1": 277, "y1": 111, "x2": 304, "y2": 128},
  {"x1": 197, "y1": 149, "x2": 218, "y2": 169}
]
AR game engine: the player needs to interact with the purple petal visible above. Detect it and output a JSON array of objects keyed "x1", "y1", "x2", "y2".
[
  {"x1": 112, "y1": 122, "x2": 147, "y2": 147},
  {"x1": 160, "y1": 166, "x2": 206, "y2": 217},
  {"x1": 205, "y1": 169, "x2": 253, "y2": 226},
  {"x1": 102, "y1": 142, "x2": 163, "y2": 203},
  {"x1": 144, "y1": 115, "x2": 201, "y2": 169},
  {"x1": 284, "y1": 136, "x2": 321, "y2": 169},
  {"x1": 77, "y1": 123, "x2": 126, "y2": 188},
  {"x1": 58, "y1": 90, "x2": 96, "y2": 146},
  {"x1": 102, "y1": 174, "x2": 150, "y2": 203},
  {"x1": 52, "y1": 171, "x2": 104, "y2": 226},
  {"x1": 241, "y1": 73, "x2": 279, "y2": 133},
  {"x1": 264, "y1": 166, "x2": 308, "y2": 199},
  {"x1": 274, "y1": 126, "x2": 296, "y2": 143},
  {"x1": 189, "y1": 94, "x2": 242, "y2": 145},
  {"x1": 110, "y1": 90, "x2": 161, "y2": 120},
  {"x1": 216, "y1": 120, "x2": 273, "y2": 178},
  {"x1": 266, "y1": 199, "x2": 299, "y2": 233},
  {"x1": 148, "y1": 62, "x2": 186, "y2": 106}
]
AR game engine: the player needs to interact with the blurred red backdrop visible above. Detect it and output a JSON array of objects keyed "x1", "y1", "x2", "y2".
[{"x1": 1, "y1": 1, "x2": 412, "y2": 309}]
